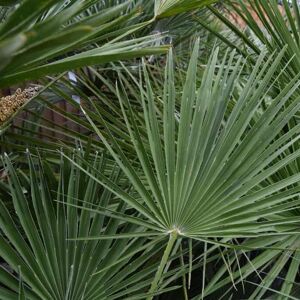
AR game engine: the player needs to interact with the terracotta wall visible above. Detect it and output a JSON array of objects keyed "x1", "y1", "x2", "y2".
[{"x1": 225, "y1": 3, "x2": 285, "y2": 29}]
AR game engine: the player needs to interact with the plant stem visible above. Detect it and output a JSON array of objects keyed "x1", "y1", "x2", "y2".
[
  {"x1": 180, "y1": 244, "x2": 189, "y2": 300},
  {"x1": 146, "y1": 231, "x2": 177, "y2": 300}
]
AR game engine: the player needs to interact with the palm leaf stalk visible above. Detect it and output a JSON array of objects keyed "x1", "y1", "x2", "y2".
[{"x1": 64, "y1": 40, "x2": 300, "y2": 297}]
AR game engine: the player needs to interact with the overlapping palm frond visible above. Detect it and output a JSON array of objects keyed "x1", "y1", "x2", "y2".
[
  {"x1": 203, "y1": 232, "x2": 300, "y2": 299},
  {"x1": 0, "y1": 0, "x2": 221, "y2": 89},
  {"x1": 2, "y1": 1, "x2": 300, "y2": 299},
  {"x1": 0, "y1": 0, "x2": 221, "y2": 142},
  {"x1": 203, "y1": 0, "x2": 300, "y2": 81},
  {"x1": 191, "y1": 3, "x2": 300, "y2": 297},
  {"x1": 0, "y1": 1, "x2": 18, "y2": 5},
  {"x1": 63, "y1": 40, "x2": 300, "y2": 298},
  {"x1": 0, "y1": 0, "x2": 170, "y2": 88},
  {"x1": 154, "y1": 0, "x2": 218, "y2": 18},
  {"x1": 0, "y1": 0, "x2": 166, "y2": 137},
  {"x1": 0, "y1": 149, "x2": 186, "y2": 299},
  {"x1": 203, "y1": 157, "x2": 300, "y2": 299}
]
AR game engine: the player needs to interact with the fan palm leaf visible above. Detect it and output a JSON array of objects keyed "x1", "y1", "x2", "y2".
[
  {"x1": 0, "y1": 150, "x2": 179, "y2": 299},
  {"x1": 202, "y1": 0, "x2": 300, "y2": 87},
  {"x1": 0, "y1": 0, "x2": 169, "y2": 88},
  {"x1": 64, "y1": 40, "x2": 300, "y2": 297},
  {"x1": 202, "y1": 157, "x2": 300, "y2": 299}
]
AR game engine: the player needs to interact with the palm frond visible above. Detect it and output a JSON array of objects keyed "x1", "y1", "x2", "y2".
[
  {"x1": 63, "y1": 40, "x2": 300, "y2": 298},
  {"x1": 155, "y1": 0, "x2": 218, "y2": 18},
  {"x1": 0, "y1": 150, "x2": 178, "y2": 299},
  {"x1": 0, "y1": 0, "x2": 168, "y2": 88}
]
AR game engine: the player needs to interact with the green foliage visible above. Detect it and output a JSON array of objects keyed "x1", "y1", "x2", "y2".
[
  {"x1": 0, "y1": 0, "x2": 18, "y2": 5},
  {"x1": 2, "y1": 0, "x2": 300, "y2": 299},
  {"x1": 0, "y1": 150, "x2": 180, "y2": 299},
  {"x1": 63, "y1": 41, "x2": 300, "y2": 298},
  {"x1": 0, "y1": 0, "x2": 169, "y2": 88},
  {"x1": 70, "y1": 41, "x2": 300, "y2": 238},
  {"x1": 204, "y1": 0, "x2": 300, "y2": 85},
  {"x1": 155, "y1": 0, "x2": 218, "y2": 18}
]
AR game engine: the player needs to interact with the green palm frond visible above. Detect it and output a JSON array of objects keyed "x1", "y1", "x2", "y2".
[
  {"x1": 64, "y1": 41, "x2": 300, "y2": 297},
  {"x1": 0, "y1": 0, "x2": 169, "y2": 88},
  {"x1": 0, "y1": 0, "x2": 18, "y2": 5},
  {"x1": 0, "y1": 150, "x2": 180, "y2": 300},
  {"x1": 155, "y1": 0, "x2": 218, "y2": 18},
  {"x1": 202, "y1": 229, "x2": 300, "y2": 299},
  {"x1": 2, "y1": 2, "x2": 300, "y2": 299},
  {"x1": 204, "y1": 0, "x2": 300, "y2": 82},
  {"x1": 73, "y1": 40, "x2": 300, "y2": 238},
  {"x1": 204, "y1": 149, "x2": 300, "y2": 299},
  {"x1": 0, "y1": 0, "x2": 219, "y2": 89}
]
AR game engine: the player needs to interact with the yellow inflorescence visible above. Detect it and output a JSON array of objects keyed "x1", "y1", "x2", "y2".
[{"x1": 0, "y1": 87, "x2": 39, "y2": 123}]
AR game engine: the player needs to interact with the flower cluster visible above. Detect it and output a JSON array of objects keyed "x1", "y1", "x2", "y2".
[{"x1": 0, "y1": 87, "x2": 39, "y2": 123}]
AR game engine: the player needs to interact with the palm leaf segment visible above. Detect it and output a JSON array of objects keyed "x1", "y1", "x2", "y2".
[
  {"x1": 0, "y1": 151, "x2": 171, "y2": 300},
  {"x1": 155, "y1": 0, "x2": 218, "y2": 18},
  {"x1": 77, "y1": 41, "x2": 300, "y2": 242},
  {"x1": 0, "y1": 0, "x2": 169, "y2": 88}
]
